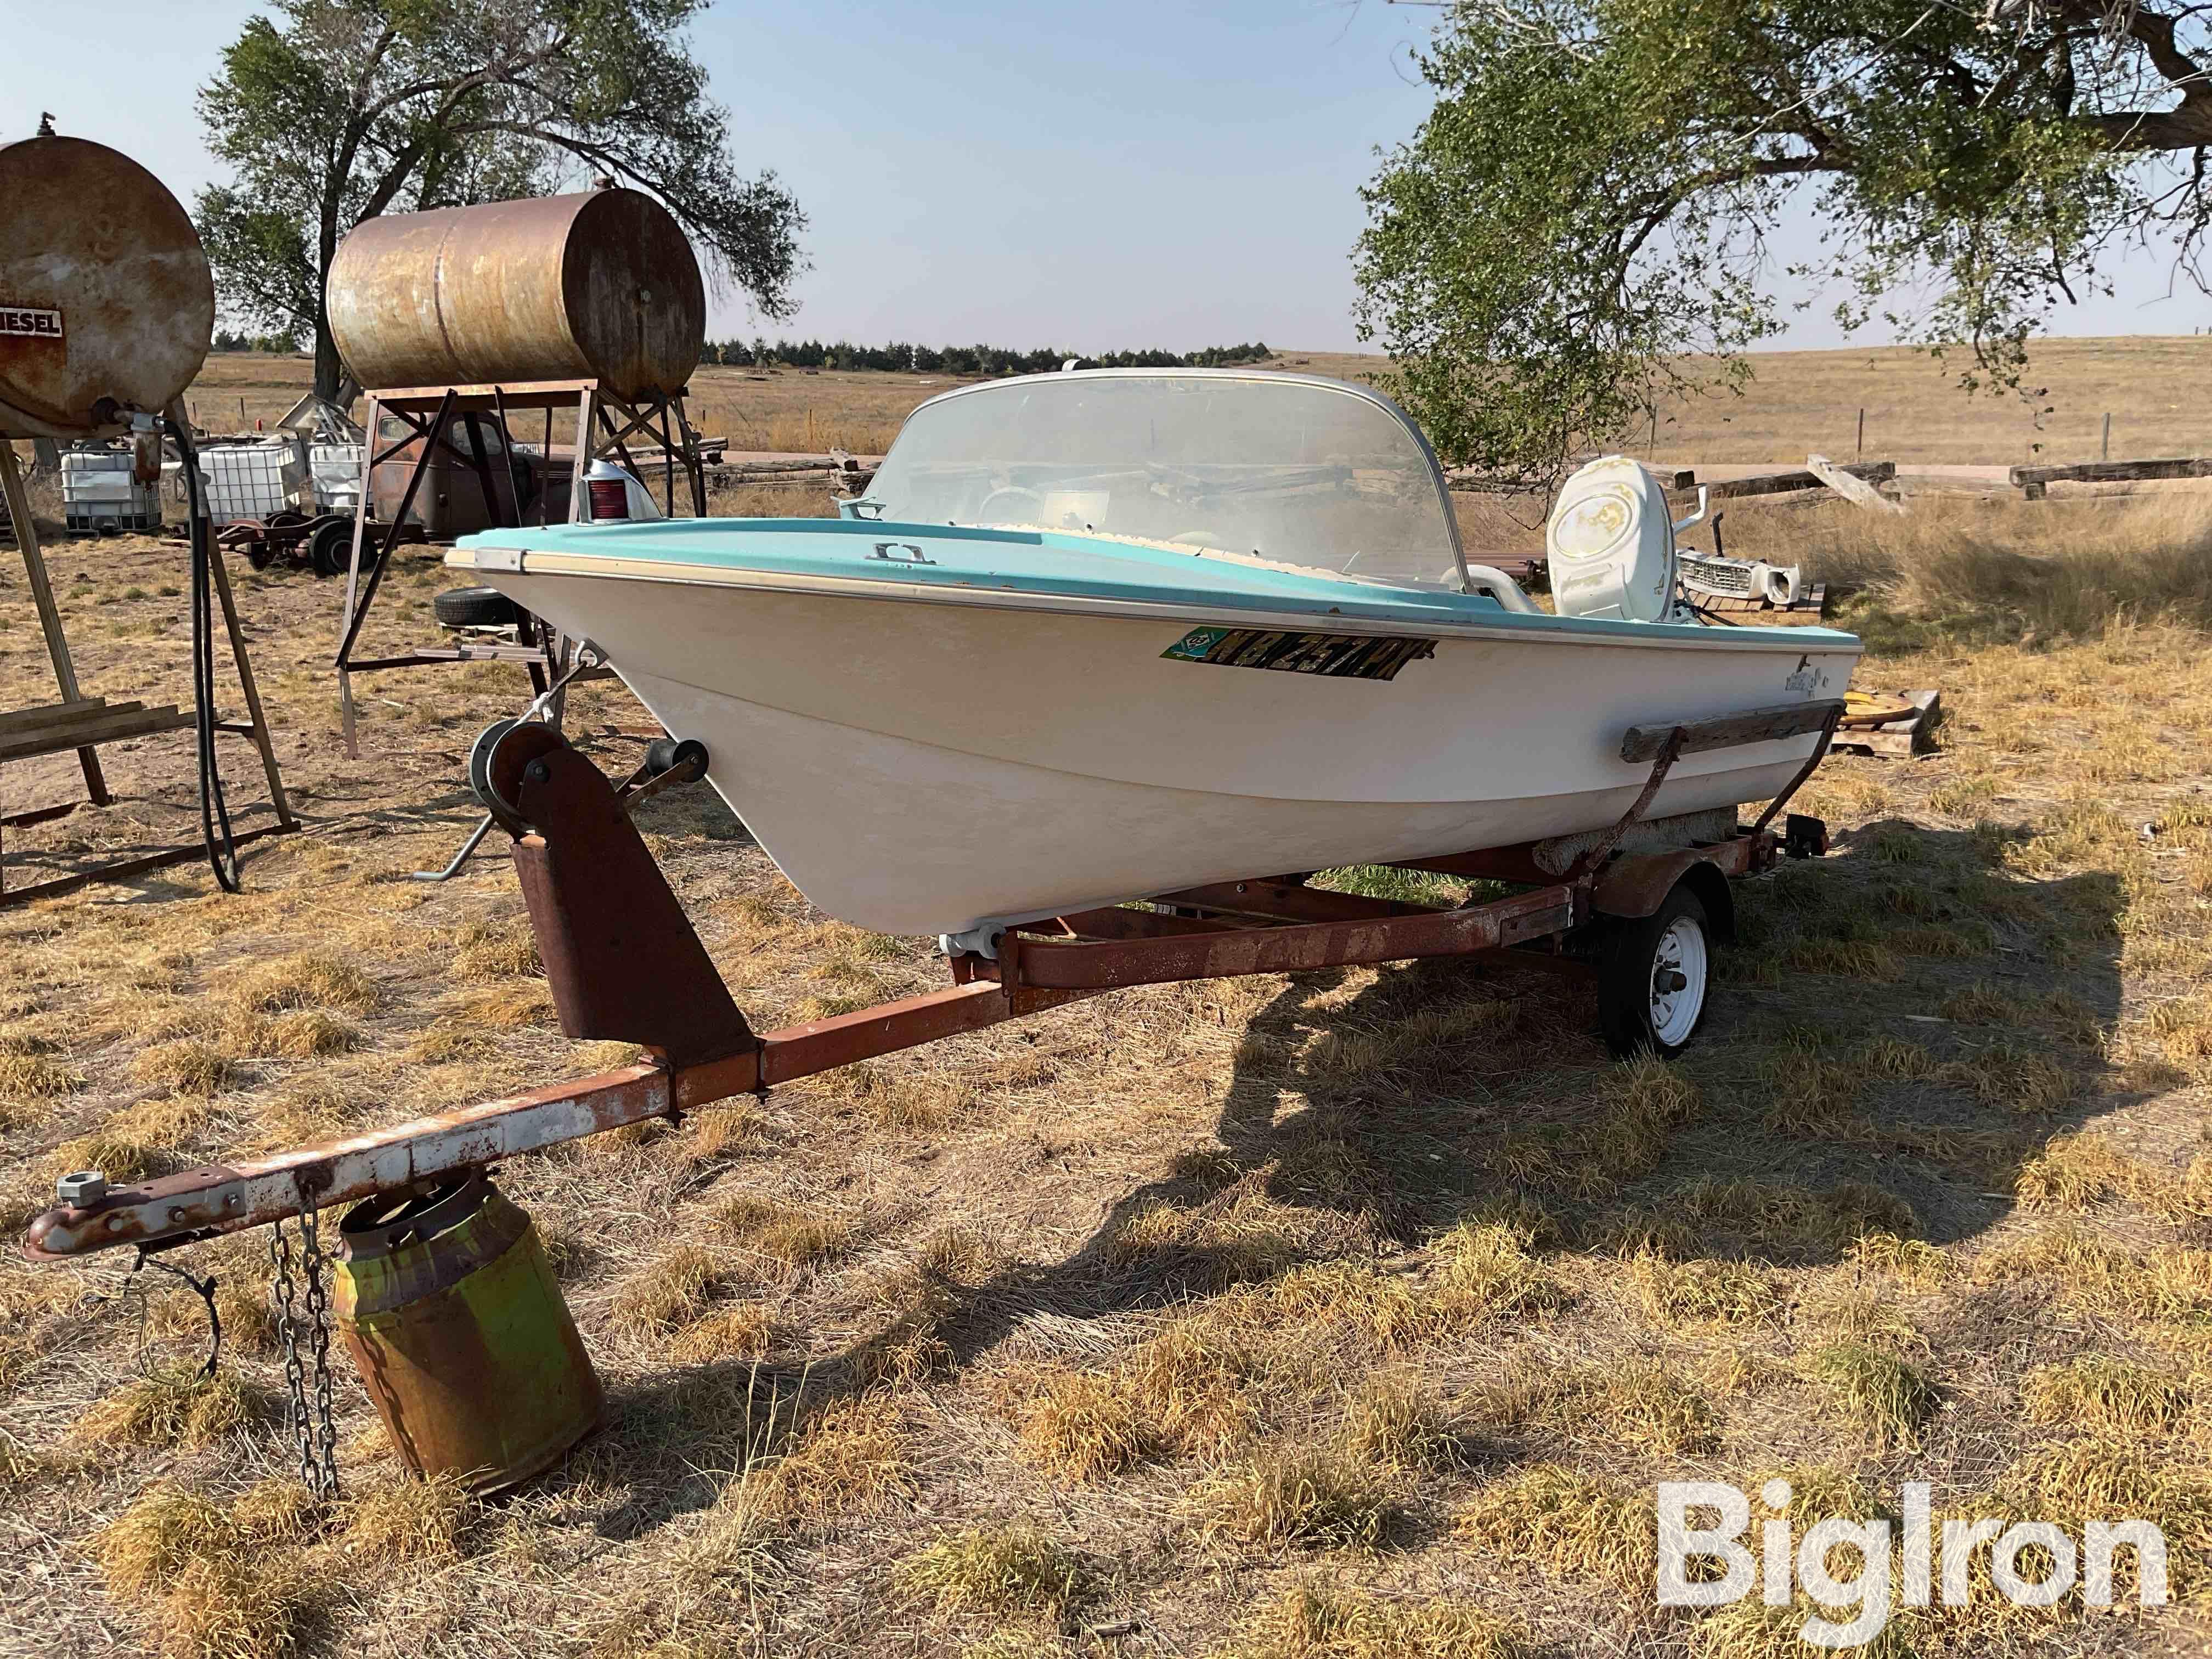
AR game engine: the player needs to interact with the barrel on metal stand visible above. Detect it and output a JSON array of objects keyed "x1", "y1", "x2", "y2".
[
  {"x1": 324, "y1": 187, "x2": 706, "y2": 403},
  {"x1": 333, "y1": 1174, "x2": 601, "y2": 1492}
]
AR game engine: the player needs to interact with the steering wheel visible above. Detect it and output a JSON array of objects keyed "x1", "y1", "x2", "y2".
[{"x1": 978, "y1": 486, "x2": 1043, "y2": 522}]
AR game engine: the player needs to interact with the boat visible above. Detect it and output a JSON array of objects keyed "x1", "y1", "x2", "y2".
[{"x1": 446, "y1": 370, "x2": 1860, "y2": 940}]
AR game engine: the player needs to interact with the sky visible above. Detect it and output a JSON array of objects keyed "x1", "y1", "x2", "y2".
[{"x1": 6, "y1": 1, "x2": 2205, "y2": 353}]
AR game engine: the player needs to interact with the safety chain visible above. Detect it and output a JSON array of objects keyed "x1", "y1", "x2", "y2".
[{"x1": 269, "y1": 1212, "x2": 340, "y2": 1497}]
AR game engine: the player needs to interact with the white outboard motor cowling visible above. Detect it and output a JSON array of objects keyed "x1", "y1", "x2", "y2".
[{"x1": 1545, "y1": 455, "x2": 1677, "y2": 623}]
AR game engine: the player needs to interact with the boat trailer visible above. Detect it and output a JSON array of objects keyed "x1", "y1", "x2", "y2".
[{"x1": 23, "y1": 696, "x2": 1842, "y2": 1267}]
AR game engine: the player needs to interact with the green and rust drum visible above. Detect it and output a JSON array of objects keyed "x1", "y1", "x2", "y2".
[{"x1": 334, "y1": 1175, "x2": 601, "y2": 1492}]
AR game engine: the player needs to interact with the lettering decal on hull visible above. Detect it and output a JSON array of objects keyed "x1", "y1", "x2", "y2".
[{"x1": 1161, "y1": 626, "x2": 1437, "y2": 681}]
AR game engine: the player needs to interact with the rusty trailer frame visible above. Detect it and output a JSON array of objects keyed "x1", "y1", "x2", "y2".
[{"x1": 23, "y1": 698, "x2": 1843, "y2": 1263}]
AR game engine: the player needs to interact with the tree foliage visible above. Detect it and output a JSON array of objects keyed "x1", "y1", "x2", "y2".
[
  {"x1": 196, "y1": 0, "x2": 805, "y2": 397},
  {"x1": 1356, "y1": 0, "x2": 2205, "y2": 481}
]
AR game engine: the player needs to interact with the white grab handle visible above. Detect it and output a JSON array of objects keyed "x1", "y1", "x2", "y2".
[{"x1": 1462, "y1": 563, "x2": 1544, "y2": 614}]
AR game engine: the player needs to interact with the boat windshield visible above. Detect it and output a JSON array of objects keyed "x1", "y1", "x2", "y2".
[{"x1": 865, "y1": 371, "x2": 1465, "y2": 589}]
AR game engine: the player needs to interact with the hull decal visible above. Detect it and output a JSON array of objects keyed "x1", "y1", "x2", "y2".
[{"x1": 1162, "y1": 625, "x2": 1437, "y2": 681}]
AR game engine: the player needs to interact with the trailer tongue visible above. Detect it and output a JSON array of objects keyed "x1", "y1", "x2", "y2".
[{"x1": 24, "y1": 699, "x2": 1837, "y2": 1266}]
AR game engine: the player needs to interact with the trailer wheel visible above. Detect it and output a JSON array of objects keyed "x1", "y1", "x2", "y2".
[
  {"x1": 1596, "y1": 883, "x2": 1711, "y2": 1059},
  {"x1": 308, "y1": 520, "x2": 353, "y2": 578}
]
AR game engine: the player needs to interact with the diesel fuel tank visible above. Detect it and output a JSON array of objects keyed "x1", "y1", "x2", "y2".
[
  {"x1": 325, "y1": 187, "x2": 706, "y2": 403},
  {"x1": 0, "y1": 129, "x2": 215, "y2": 438}
]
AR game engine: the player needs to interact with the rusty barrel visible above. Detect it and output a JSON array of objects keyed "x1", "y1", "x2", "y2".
[
  {"x1": 333, "y1": 1174, "x2": 601, "y2": 1492},
  {"x1": 325, "y1": 187, "x2": 705, "y2": 403},
  {"x1": 0, "y1": 132, "x2": 213, "y2": 437}
]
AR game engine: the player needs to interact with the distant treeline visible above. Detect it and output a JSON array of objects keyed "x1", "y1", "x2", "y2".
[
  {"x1": 212, "y1": 330, "x2": 303, "y2": 353},
  {"x1": 699, "y1": 339, "x2": 1273, "y2": 375}
]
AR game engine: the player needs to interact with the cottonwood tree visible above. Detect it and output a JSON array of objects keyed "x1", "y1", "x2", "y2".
[
  {"x1": 1356, "y1": 0, "x2": 2210, "y2": 482},
  {"x1": 196, "y1": 0, "x2": 805, "y2": 399}
]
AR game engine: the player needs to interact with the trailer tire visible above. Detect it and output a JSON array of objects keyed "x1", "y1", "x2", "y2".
[
  {"x1": 308, "y1": 520, "x2": 354, "y2": 578},
  {"x1": 1596, "y1": 883, "x2": 1711, "y2": 1059}
]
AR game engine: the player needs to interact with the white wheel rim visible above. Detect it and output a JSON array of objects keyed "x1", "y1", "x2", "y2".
[{"x1": 1648, "y1": 915, "x2": 1708, "y2": 1046}]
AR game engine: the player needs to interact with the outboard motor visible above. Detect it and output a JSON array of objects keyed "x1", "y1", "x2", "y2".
[{"x1": 1545, "y1": 456, "x2": 1694, "y2": 623}]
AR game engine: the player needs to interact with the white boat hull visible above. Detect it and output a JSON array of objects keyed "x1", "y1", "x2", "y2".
[{"x1": 480, "y1": 569, "x2": 1859, "y2": 936}]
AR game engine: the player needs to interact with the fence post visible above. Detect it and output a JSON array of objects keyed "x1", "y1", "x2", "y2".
[
  {"x1": 1857, "y1": 408, "x2": 1864, "y2": 458},
  {"x1": 2102, "y1": 412, "x2": 2110, "y2": 461}
]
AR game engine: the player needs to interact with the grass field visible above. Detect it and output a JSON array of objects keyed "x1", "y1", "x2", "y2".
[
  {"x1": 184, "y1": 333, "x2": 2212, "y2": 467},
  {"x1": 3, "y1": 399, "x2": 2211, "y2": 1655}
]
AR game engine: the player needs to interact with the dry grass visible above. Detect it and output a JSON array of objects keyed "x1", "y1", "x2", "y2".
[
  {"x1": 2019, "y1": 1355, "x2": 2194, "y2": 1437},
  {"x1": 1624, "y1": 1250, "x2": 1781, "y2": 1327},
  {"x1": 450, "y1": 915, "x2": 541, "y2": 980},
  {"x1": 75, "y1": 1368, "x2": 272, "y2": 1450},
  {"x1": 746, "y1": 1393, "x2": 915, "y2": 1521},
  {"x1": 610, "y1": 1244, "x2": 735, "y2": 1338},
  {"x1": 93, "y1": 1482, "x2": 235, "y2": 1600},
  {"x1": 229, "y1": 950, "x2": 380, "y2": 1018},
  {"x1": 1457, "y1": 1464, "x2": 1657, "y2": 1589},
  {"x1": 1805, "y1": 1342, "x2": 1938, "y2": 1447},
  {"x1": 2004, "y1": 1440, "x2": 2212, "y2": 1562},
  {"x1": 1223, "y1": 1580, "x2": 1527, "y2": 1659},
  {"x1": 342, "y1": 1471, "x2": 472, "y2": 1564},
  {"x1": 1723, "y1": 492, "x2": 2212, "y2": 641},
  {"x1": 93, "y1": 1482, "x2": 318, "y2": 1659},
  {"x1": 1014, "y1": 1367, "x2": 1159, "y2": 1481},
  {"x1": 896, "y1": 1521, "x2": 1086, "y2": 1617},
  {"x1": 1186, "y1": 1441, "x2": 1401, "y2": 1552},
  {"x1": 130, "y1": 1037, "x2": 236, "y2": 1096},
  {"x1": 1341, "y1": 1371, "x2": 1485, "y2": 1472},
  {"x1": 155, "y1": 1554, "x2": 314, "y2": 1659}
]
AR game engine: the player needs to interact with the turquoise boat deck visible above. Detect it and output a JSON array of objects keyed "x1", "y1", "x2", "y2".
[{"x1": 456, "y1": 516, "x2": 1859, "y2": 644}]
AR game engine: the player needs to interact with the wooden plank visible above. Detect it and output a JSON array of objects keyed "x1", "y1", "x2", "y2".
[
  {"x1": 0, "y1": 698, "x2": 108, "y2": 740},
  {"x1": 1685, "y1": 582, "x2": 1829, "y2": 625},
  {"x1": 1622, "y1": 699, "x2": 1844, "y2": 764},
  {"x1": 2010, "y1": 457, "x2": 2212, "y2": 489},
  {"x1": 1830, "y1": 689, "x2": 1939, "y2": 759},
  {"x1": 0, "y1": 705, "x2": 195, "y2": 764},
  {"x1": 1699, "y1": 461, "x2": 1894, "y2": 501}
]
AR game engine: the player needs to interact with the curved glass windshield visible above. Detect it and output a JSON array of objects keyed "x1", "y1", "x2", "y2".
[{"x1": 866, "y1": 372, "x2": 1465, "y2": 589}]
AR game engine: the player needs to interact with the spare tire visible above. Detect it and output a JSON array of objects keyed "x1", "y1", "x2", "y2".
[{"x1": 433, "y1": 585, "x2": 525, "y2": 630}]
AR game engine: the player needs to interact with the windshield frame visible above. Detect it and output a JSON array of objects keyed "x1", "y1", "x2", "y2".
[{"x1": 872, "y1": 368, "x2": 1472, "y2": 593}]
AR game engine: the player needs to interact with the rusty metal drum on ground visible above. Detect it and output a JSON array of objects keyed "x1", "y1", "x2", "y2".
[
  {"x1": 332, "y1": 1173, "x2": 602, "y2": 1492},
  {"x1": 325, "y1": 188, "x2": 706, "y2": 403},
  {"x1": 0, "y1": 131, "x2": 215, "y2": 438}
]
